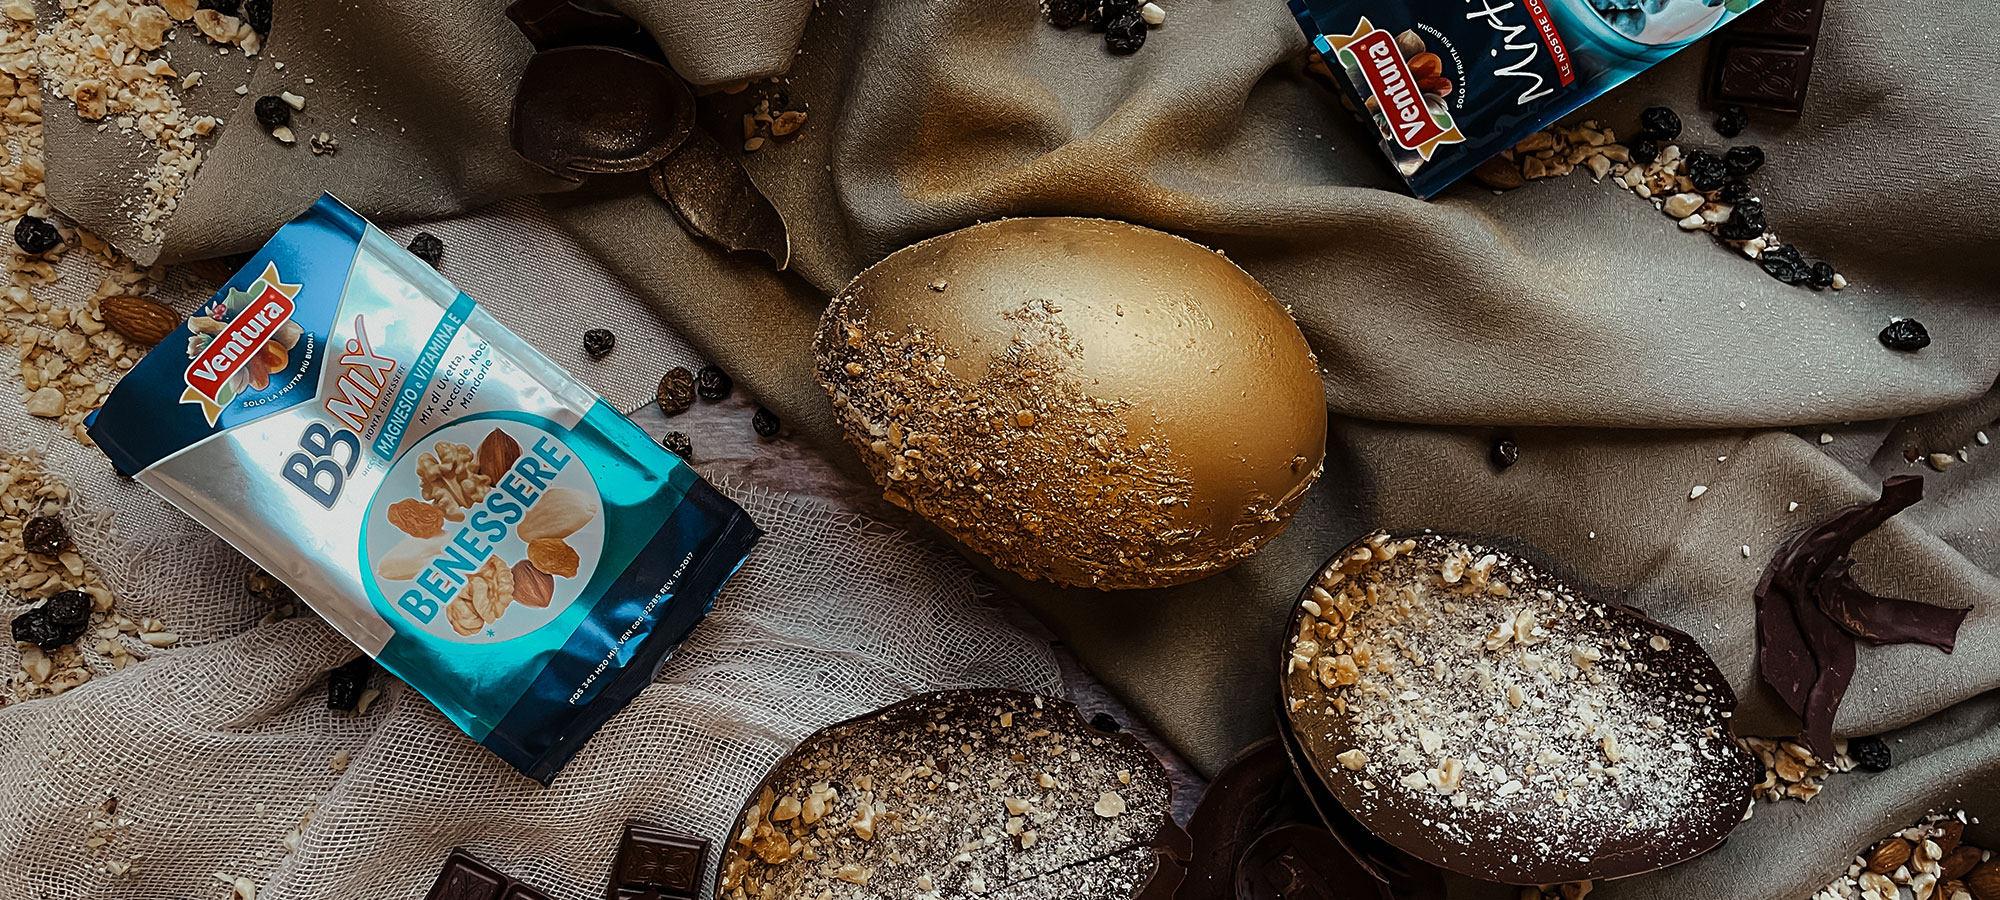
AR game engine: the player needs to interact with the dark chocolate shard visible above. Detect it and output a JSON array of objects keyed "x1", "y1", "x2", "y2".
[
  {"x1": 648, "y1": 127, "x2": 791, "y2": 270},
  {"x1": 510, "y1": 46, "x2": 695, "y2": 177},
  {"x1": 504, "y1": 0, "x2": 656, "y2": 56},
  {"x1": 1756, "y1": 475, "x2": 1969, "y2": 757},
  {"x1": 424, "y1": 850, "x2": 508, "y2": 900},
  {"x1": 1180, "y1": 738, "x2": 1301, "y2": 899},
  {"x1": 1237, "y1": 825, "x2": 1364, "y2": 900}
]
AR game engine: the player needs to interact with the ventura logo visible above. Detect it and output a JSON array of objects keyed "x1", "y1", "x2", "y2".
[
  {"x1": 1323, "y1": 18, "x2": 1467, "y2": 159},
  {"x1": 179, "y1": 262, "x2": 303, "y2": 424}
]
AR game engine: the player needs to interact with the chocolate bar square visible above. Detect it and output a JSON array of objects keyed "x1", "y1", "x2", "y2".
[
  {"x1": 424, "y1": 851, "x2": 509, "y2": 900},
  {"x1": 609, "y1": 823, "x2": 708, "y2": 900}
]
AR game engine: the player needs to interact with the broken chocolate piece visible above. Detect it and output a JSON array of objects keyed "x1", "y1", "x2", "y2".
[
  {"x1": 1238, "y1": 825, "x2": 1360, "y2": 900},
  {"x1": 611, "y1": 822, "x2": 707, "y2": 900},
  {"x1": 511, "y1": 46, "x2": 695, "y2": 177},
  {"x1": 1704, "y1": 0, "x2": 1822, "y2": 113},
  {"x1": 1755, "y1": 476, "x2": 1970, "y2": 757},
  {"x1": 647, "y1": 127, "x2": 791, "y2": 270}
]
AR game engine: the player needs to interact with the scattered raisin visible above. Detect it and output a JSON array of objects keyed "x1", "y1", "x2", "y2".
[
  {"x1": 253, "y1": 95, "x2": 291, "y2": 129},
  {"x1": 43, "y1": 591, "x2": 92, "y2": 628},
  {"x1": 1717, "y1": 180, "x2": 1753, "y2": 204},
  {"x1": 751, "y1": 407, "x2": 781, "y2": 438},
  {"x1": 22, "y1": 516, "x2": 70, "y2": 557},
  {"x1": 1043, "y1": 0, "x2": 1090, "y2": 27},
  {"x1": 657, "y1": 367, "x2": 696, "y2": 416},
  {"x1": 241, "y1": 0, "x2": 271, "y2": 33},
  {"x1": 660, "y1": 431, "x2": 692, "y2": 459},
  {"x1": 1684, "y1": 150, "x2": 1726, "y2": 192},
  {"x1": 1714, "y1": 104, "x2": 1748, "y2": 138},
  {"x1": 1848, "y1": 735, "x2": 1892, "y2": 772},
  {"x1": 12, "y1": 591, "x2": 91, "y2": 650},
  {"x1": 1878, "y1": 319, "x2": 1930, "y2": 352},
  {"x1": 1639, "y1": 106, "x2": 1682, "y2": 141},
  {"x1": 582, "y1": 328, "x2": 616, "y2": 360},
  {"x1": 695, "y1": 365, "x2": 733, "y2": 402},
  {"x1": 1089, "y1": 712, "x2": 1122, "y2": 733},
  {"x1": 1104, "y1": 8, "x2": 1147, "y2": 53},
  {"x1": 1807, "y1": 261, "x2": 1836, "y2": 291},
  {"x1": 1723, "y1": 145, "x2": 1765, "y2": 178},
  {"x1": 1085, "y1": 0, "x2": 1134, "y2": 27},
  {"x1": 13, "y1": 216, "x2": 61, "y2": 254},
  {"x1": 1759, "y1": 244, "x2": 1809, "y2": 286},
  {"x1": 246, "y1": 568, "x2": 299, "y2": 605},
  {"x1": 326, "y1": 656, "x2": 373, "y2": 711},
  {"x1": 1715, "y1": 198, "x2": 1766, "y2": 241},
  {"x1": 406, "y1": 232, "x2": 444, "y2": 268},
  {"x1": 1627, "y1": 136, "x2": 1658, "y2": 165},
  {"x1": 1491, "y1": 436, "x2": 1519, "y2": 469}
]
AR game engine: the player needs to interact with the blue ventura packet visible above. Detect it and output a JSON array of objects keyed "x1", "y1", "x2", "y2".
[
  {"x1": 88, "y1": 194, "x2": 760, "y2": 783},
  {"x1": 1290, "y1": 0, "x2": 1764, "y2": 197}
]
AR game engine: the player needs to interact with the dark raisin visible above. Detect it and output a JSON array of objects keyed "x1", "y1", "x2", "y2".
[
  {"x1": 1717, "y1": 180, "x2": 1753, "y2": 204},
  {"x1": 1806, "y1": 261, "x2": 1836, "y2": 291},
  {"x1": 1684, "y1": 150, "x2": 1727, "y2": 192},
  {"x1": 582, "y1": 328, "x2": 615, "y2": 360},
  {"x1": 1713, "y1": 104, "x2": 1748, "y2": 138},
  {"x1": 1627, "y1": 136, "x2": 1658, "y2": 165},
  {"x1": 751, "y1": 407, "x2": 781, "y2": 438},
  {"x1": 405, "y1": 232, "x2": 444, "y2": 268},
  {"x1": 1848, "y1": 735, "x2": 1892, "y2": 772},
  {"x1": 196, "y1": 0, "x2": 241, "y2": 13},
  {"x1": 1723, "y1": 145, "x2": 1765, "y2": 178},
  {"x1": 695, "y1": 365, "x2": 733, "y2": 402},
  {"x1": 657, "y1": 367, "x2": 696, "y2": 416},
  {"x1": 326, "y1": 656, "x2": 373, "y2": 712},
  {"x1": 1491, "y1": 436, "x2": 1519, "y2": 469},
  {"x1": 1715, "y1": 198, "x2": 1766, "y2": 241},
  {"x1": 1759, "y1": 244, "x2": 1809, "y2": 285},
  {"x1": 13, "y1": 216, "x2": 61, "y2": 254},
  {"x1": 43, "y1": 591, "x2": 93, "y2": 628},
  {"x1": 253, "y1": 95, "x2": 291, "y2": 129},
  {"x1": 1103, "y1": 8, "x2": 1147, "y2": 53},
  {"x1": 1043, "y1": 0, "x2": 1090, "y2": 27},
  {"x1": 660, "y1": 431, "x2": 692, "y2": 459},
  {"x1": 1639, "y1": 107, "x2": 1682, "y2": 141},
  {"x1": 1089, "y1": 712, "x2": 1122, "y2": 733},
  {"x1": 1084, "y1": 0, "x2": 1134, "y2": 27},
  {"x1": 1879, "y1": 319, "x2": 1930, "y2": 352},
  {"x1": 22, "y1": 516, "x2": 70, "y2": 557},
  {"x1": 241, "y1": 0, "x2": 271, "y2": 33},
  {"x1": 12, "y1": 593, "x2": 90, "y2": 650}
]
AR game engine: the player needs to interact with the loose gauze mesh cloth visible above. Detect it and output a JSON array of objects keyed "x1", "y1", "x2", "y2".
[{"x1": 0, "y1": 199, "x2": 1062, "y2": 900}]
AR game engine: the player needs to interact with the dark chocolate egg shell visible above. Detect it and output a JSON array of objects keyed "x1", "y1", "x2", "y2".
[
  {"x1": 510, "y1": 45, "x2": 694, "y2": 176},
  {"x1": 1280, "y1": 532, "x2": 1759, "y2": 885}
]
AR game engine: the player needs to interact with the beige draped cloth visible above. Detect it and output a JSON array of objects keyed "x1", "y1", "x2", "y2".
[{"x1": 29, "y1": 0, "x2": 2000, "y2": 896}]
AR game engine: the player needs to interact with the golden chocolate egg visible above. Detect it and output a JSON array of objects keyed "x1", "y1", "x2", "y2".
[{"x1": 815, "y1": 217, "x2": 1326, "y2": 589}]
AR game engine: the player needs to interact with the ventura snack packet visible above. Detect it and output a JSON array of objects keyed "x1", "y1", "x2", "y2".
[
  {"x1": 89, "y1": 195, "x2": 761, "y2": 783},
  {"x1": 1290, "y1": 0, "x2": 1765, "y2": 196}
]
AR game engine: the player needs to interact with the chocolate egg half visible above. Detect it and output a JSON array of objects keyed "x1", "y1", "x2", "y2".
[{"x1": 815, "y1": 218, "x2": 1325, "y2": 589}]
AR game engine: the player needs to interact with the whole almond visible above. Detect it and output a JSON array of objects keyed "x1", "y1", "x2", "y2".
[
  {"x1": 477, "y1": 428, "x2": 521, "y2": 484},
  {"x1": 100, "y1": 295, "x2": 180, "y2": 346},
  {"x1": 1870, "y1": 839, "x2": 1915, "y2": 874},
  {"x1": 1940, "y1": 821, "x2": 1967, "y2": 857},
  {"x1": 1966, "y1": 861, "x2": 2000, "y2": 900},
  {"x1": 511, "y1": 559, "x2": 554, "y2": 608},
  {"x1": 1944, "y1": 846, "x2": 1985, "y2": 881}
]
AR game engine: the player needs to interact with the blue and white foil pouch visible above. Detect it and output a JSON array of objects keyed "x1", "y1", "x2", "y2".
[{"x1": 89, "y1": 194, "x2": 761, "y2": 784}]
